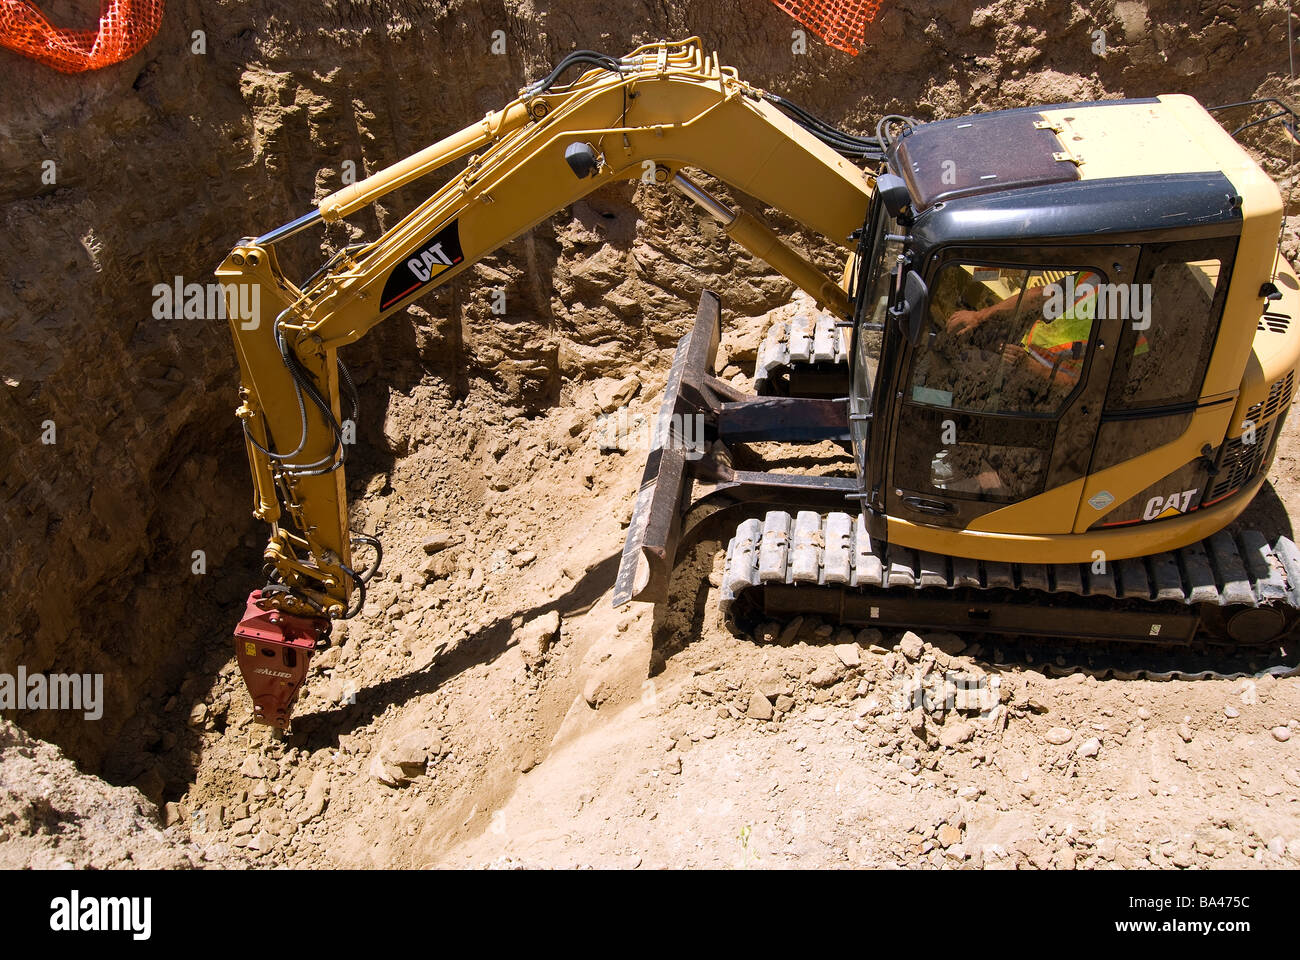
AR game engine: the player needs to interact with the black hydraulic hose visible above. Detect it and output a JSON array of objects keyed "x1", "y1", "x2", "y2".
[
  {"x1": 241, "y1": 309, "x2": 311, "y2": 463},
  {"x1": 338, "y1": 561, "x2": 366, "y2": 619},
  {"x1": 875, "y1": 114, "x2": 918, "y2": 150},
  {"x1": 276, "y1": 327, "x2": 345, "y2": 476},
  {"x1": 528, "y1": 49, "x2": 622, "y2": 94},
  {"x1": 350, "y1": 533, "x2": 383, "y2": 583},
  {"x1": 301, "y1": 243, "x2": 367, "y2": 291},
  {"x1": 337, "y1": 356, "x2": 360, "y2": 425},
  {"x1": 763, "y1": 92, "x2": 890, "y2": 160}
]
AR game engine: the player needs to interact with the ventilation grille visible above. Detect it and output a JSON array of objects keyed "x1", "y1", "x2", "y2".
[
  {"x1": 1210, "y1": 421, "x2": 1272, "y2": 500},
  {"x1": 1258, "y1": 312, "x2": 1291, "y2": 334},
  {"x1": 1245, "y1": 370, "x2": 1295, "y2": 426}
]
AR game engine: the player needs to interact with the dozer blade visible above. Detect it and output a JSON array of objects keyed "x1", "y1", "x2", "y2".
[{"x1": 613, "y1": 291, "x2": 723, "y2": 607}]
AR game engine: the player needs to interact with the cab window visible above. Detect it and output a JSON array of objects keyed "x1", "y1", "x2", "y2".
[
  {"x1": 1105, "y1": 241, "x2": 1233, "y2": 411},
  {"x1": 910, "y1": 263, "x2": 1102, "y2": 417}
]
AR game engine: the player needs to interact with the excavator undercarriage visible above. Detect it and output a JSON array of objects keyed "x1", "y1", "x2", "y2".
[{"x1": 616, "y1": 290, "x2": 1300, "y2": 651}]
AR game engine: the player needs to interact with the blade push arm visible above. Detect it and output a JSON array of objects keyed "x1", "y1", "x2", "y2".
[{"x1": 218, "y1": 38, "x2": 874, "y2": 622}]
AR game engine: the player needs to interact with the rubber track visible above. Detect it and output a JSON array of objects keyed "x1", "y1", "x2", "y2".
[
  {"x1": 720, "y1": 510, "x2": 1300, "y2": 678},
  {"x1": 754, "y1": 310, "x2": 849, "y2": 392}
]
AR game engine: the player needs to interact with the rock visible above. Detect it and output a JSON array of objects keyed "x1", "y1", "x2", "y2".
[
  {"x1": 1053, "y1": 847, "x2": 1078, "y2": 870},
  {"x1": 515, "y1": 610, "x2": 561, "y2": 669},
  {"x1": 756, "y1": 671, "x2": 792, "y2": 700},
  {"x1": 1272, "y1": 726, "x2": 1292, "y2": 743},
  {"x1": 855, "y1": 697, "x2": 883, "y2": 718},
  {"x1": 1177, "y1": 723, "x2": 1193, "y2": 743},
  {"x1": 1045, "y1": 727, "x2": 1073, "y2": 745},
  {"x1": 188, "y1": 702, "x2": 208, "y2": 727},
  {"x1": 908, "y1": 708, "x2": 928, "y2": 739},
  {"x1": 833, "y1": 642, "x2": 862, "y2": 668},
  {"x1": 421, "y1": 530, "x2": 463, "y2": 554},
  {"x1": 746, "y1": 691, "x2": 774, "y2": 721},
  {"x1": 777, "y1": 617, "x2": 803, "y2": 644},
  {"x1": 856, "y1": 627, "x2": 884, "y2": 650},
  {"x1": 897, "y1": 631, "x2": 924, "y2": 660},
  {"x1": 419, "y1": 552, "x2": 458, "y2": 581},
  {"x1": 368, "y1": 752, "x2": 402, "y2": 788},
  {"x1": 1137, "y1": 707, "x2": 1152, "y2": 721},
  {"x1": 926, "y1": 631, "x2": 966, "y2": 656},
  {"x1": 937, "y1": 824, "x2": 963, "y2": 848},
  {"x1": 594, "y1": 375, "x2": 640, "y2": 413},
  {"x1": 1096, "y1": 837, "x2": 1119, "y2": 861},
  {"x1": 939, "y1": 720, "x2": 975, "y2": 747},
  {"x1": 517, "y1": 747, "x2": 536, "y2": 773},
  {"x1": 1075, "y1": 737, "x2": 1101, "y2": 758},
  {"x1": 810, "y1": 663, "x2": 842, "y2": 688},
  {"x1": 239, "y1": 755, "x2": 275, "y2": 780},
  {"x1": 1224, "y1": 705, "x2": 1240, "y2": 719},
  {"x1": 583, "y1": 675, "x2": 610, "y2": 709},
  {"x1": 294, "y1": 768, "x2": 330, "y2": 824},
  {"x1": 387, "y1": 730, "x2": 432, "y2": 773},
  {"x1": 1268, "y1": 835, "x2": 1286, "y2": 857},
  {"x1": 774, "y1": 694, "x2": 795, "y2": 714}
]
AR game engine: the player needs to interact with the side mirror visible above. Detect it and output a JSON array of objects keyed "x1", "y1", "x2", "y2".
[
  {"x1": 890, "y1": 270, "x2": 929, "y2": 346},
  {"x1": 876, "y1": 173, "x2": 913, "y2": 221}
]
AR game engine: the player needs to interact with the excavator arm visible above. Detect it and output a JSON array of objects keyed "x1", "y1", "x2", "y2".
[{"x1": 218, "y1": 38, "x2": 876, "y2": 725}]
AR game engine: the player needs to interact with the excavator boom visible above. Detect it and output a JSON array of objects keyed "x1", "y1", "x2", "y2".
[{"x1": 218, "y1": 39, "x2": 876, "y2": 724}]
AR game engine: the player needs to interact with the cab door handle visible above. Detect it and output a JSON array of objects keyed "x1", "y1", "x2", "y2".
[{"x1": 902, "y1": 496, "x2": 957, "y2": 516}]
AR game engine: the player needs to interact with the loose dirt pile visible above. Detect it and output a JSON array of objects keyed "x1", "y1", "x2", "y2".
[{"x1": 3, "y1": 0, "x2": 1300, "y2": 868}]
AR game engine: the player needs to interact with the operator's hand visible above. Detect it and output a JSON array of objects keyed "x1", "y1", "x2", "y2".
[
  {"x1": 1001, "y1": 342, "x2": 1029, "y2": 369},
  {"x1": 946, "y1": 309, "x2": 984, "y2": 337}
]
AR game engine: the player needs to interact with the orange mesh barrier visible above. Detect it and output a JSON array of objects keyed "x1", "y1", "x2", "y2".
[
  {"x1": 0, "y1": 0, "x2": 163, "y2": 73},
  {"x1": 770, "y1": 0, "x2": 883, "y2": 55}
]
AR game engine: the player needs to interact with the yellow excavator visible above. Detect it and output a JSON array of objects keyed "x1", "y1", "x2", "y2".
[{"x1": 219, "y1": 39, "x2": 1300, "y2": 726}]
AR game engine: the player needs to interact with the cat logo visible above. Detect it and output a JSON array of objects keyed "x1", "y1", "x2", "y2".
[
  {"x1": 379, "y1": 219, "x2": 465, "y2": 309},
  {"x1": 1143, "y1": 488, "x2": 1199, "y2": 521}
]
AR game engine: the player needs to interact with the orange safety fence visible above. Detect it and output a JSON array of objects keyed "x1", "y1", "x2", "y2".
[
  {"x1": 0, "y1": 0, "x2": 163, "y2": 73},
  {"x1": 770, "y1": 0, "x2": 883, "y2": 55}
]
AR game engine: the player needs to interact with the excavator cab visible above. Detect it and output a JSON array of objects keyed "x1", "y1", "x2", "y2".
[{"x1": 853, "y1": 96, "x2": 1297, "y2": 564}]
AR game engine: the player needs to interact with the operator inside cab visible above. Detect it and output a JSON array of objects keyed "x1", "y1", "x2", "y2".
[
  {"x1": 909, "y1": 266, "x2": 1149, "y2": 498},
  {"x1": 940, "y1": 268, "x2": 1149, "y2": 398}
]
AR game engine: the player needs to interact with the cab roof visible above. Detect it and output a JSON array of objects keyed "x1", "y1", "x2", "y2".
[
  {"x1": 891, "y1": 95, "x2": 1275, "y2": 217},
  {"x1": 891, "y1": 96, "x2": 1263, "y2": 251}
]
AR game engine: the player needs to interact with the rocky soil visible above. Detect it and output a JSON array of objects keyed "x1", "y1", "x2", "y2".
[{"x1": 3, "y1": 0, "x2": 1300, "y2": 868}]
